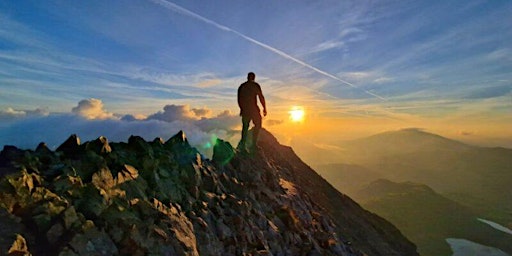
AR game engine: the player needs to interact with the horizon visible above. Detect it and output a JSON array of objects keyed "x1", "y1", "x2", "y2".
[{"x1": 1, "y1": 1, "x2": 511, "y2": 153}]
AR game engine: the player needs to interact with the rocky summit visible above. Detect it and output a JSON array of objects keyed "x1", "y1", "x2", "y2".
[{"x1": 0, "y1": 129, "x2": 417, "y2": 256}]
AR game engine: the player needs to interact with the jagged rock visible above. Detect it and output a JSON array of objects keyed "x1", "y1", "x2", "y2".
[
  {"x1": 68, "y1": 226, "x2": 118, "y2": 256},
  {"x1": 0, "y1": 145, "x2": 24, "y2": 177},
  {"x1": 128, "y1": 135, "x2": 152, "y2": 154},
  {"x1": 56, "y1": 134, "x2": 81, "y2": 156},
  {"x1": 165, "y1": 131, "x2": 202, "y2": 165},
  {"x1": 152, "y1": 137, "x2": 165, "y2": 145},
  {"x1": 0, "y1": 209, "x2": 32, "y2": 255},
  {"x1": 83, "y1": 136, "x2": 111, "y2": 154},
  {"x1": 212, "y1": 138, "x2": 235, "y2": 166},
  {"x1": 0, "y1": 130, "x2": 419, "y2": 256},
  {"x1": 7, "y1": 234, "x2": 30, "y2": 256},
  {"x1": 35, "y1": 142, "x2": 52, "y2": 155},
  {"x1": 47, "y1": 222, "x2": 64, "y2": 244},
  {"x1": 166, "y1": 130, "x2": 188, "y2": 145}
]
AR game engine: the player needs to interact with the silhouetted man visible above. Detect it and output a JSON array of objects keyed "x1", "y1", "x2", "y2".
[{"x1": 238, "y1": 72, "x2": 267, "y2": 152}]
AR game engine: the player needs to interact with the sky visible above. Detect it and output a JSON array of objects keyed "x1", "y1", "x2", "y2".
[{"x1": 1, "y1": 0, "x2": 511, "y2": 157}]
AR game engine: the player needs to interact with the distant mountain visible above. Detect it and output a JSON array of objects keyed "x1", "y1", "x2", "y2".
[
  {"x1": 289, "y1": 136, "x2": 346, "y2": 167},
  {"x1": 345, "y1": 128, "x2": 470, "y2": 156},
  {"x1": 338, "y1": 128, "x2": 512, "y2": 225},
  {"x1": 0, "y1": 129, "x2": 417, "y2": 255},
  {"x1": 312, "y1": 129, "x2": 512, "y2": 255},
  {"x1": 314, "y1": 163, "x2": 381, "y2": 196},
  {"x1": 353, "y1": 179, "x2": 512, "y2": 256}
]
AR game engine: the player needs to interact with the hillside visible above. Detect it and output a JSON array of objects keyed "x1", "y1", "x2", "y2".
[
  {"x1": 354, "y1": 179, "x2": 512, "y2": 256},
  {"x1": 0, "y1": 129, "x2": 417, "y2": 255},
  {"x1": 338, "y1": 128, "x2": 512, "y2": 224}
]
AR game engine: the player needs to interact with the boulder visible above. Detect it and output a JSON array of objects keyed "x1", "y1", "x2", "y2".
[{"x1": 212, "y1": 138, "x2": 235, "y2": 166}]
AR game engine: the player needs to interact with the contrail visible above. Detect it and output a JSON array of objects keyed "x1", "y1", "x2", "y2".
[{"x1": 149, "y1": 0, "x2": 387, "y2": 101}]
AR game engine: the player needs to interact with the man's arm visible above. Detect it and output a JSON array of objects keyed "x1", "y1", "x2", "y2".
[
  {"x1": 257, "y1": 86, "x2": 267, "y2": 116},
  {"x1": 237, "y1": 86, "x2": 243, "y2": 116}
]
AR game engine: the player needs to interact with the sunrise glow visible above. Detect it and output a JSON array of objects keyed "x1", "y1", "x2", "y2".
[{"x1": 289, "y1": 106, "x2": 305, "y2": 123}]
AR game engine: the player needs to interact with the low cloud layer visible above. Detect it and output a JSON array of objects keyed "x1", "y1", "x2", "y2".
[
  {"x1": 0, "y1": 99, "x2": 246, "y2": 157},
  {"x1": 0, "y1": 107, "x2": 49, "y2": 123}
]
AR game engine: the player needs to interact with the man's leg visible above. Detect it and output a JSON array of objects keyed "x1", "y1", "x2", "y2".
[
  {"x1": 251, "y1": 112, "x2": 262, "y2": 150},
  {"x1": 239, "y1": 116, "x2": 250, "y2": 150}
]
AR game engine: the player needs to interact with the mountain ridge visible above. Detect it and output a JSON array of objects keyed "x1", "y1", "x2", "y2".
[
  {"x1": 353, "y1": 179, "x2": 512, "y2": 256},
  {"x1": 0, "y1": 129, "x2": 417, "y2": 255}
]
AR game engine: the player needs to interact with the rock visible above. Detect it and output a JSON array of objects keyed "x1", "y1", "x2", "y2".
[
  {"x1": 0, "y1": 209, "x2": 31, "y2": 255},
  {"x1": 128, "y1": 135, "x2": 152, "y2": 155},
  {"x1": 212, "y1": 138, "x2": 235, "y2": 166},
  {"x1": 7, "y1": 234, "x2": 30, "y2": 256},
  {"x1": 63, "y1": 206, "x2": 81, "y2": 229},
  {"x1": 68, "y1": 226, "x2": 118, "y2": 256},
  {"x1": 165, "y1": 131, "x2": 201, "y2": 165},
  {"x1": 84, "y1": 136, "x2": 111, "y2": 154},
  {"x1": 0, "y1": 146, "x2": 24, "y2": 177},
  {"x1": 0, "y1": 130, "x2": 419, "y2": 256},
  {"x1": 47, "y1": 223, "x2": 64, "y2": 244},
  {"x1": 35, "y1": 142, "x2": 53, "y2": 155},
  {"x1": 166, "y1": 130, "x2": 188, "y2": 145},
  {"x1": 56, "y1": 134, "x2": 81, "y2": 157}
]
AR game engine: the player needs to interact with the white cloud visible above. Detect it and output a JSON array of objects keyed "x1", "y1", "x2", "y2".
[
  {"x1": 486, "y1": 48, "x2": 511, "y2": 61},
  {"x1": 197, "y1": 79, "x2": 222, "y2": 88},
  {"x1": 196, "y1": 110, "x2": 239, "y2": 132},
  {"x1": 342, "y1": 72, "x2": 372, "y2": 81},
  {"x1": 147, "y1": 104, "x2": 200, "y2": 122},
  {"x1": 72, "y1": 98, "x2": 116, "y2": 120},
  {"x1": 0, "y1": 107, "x2": 25, "y2": 118},
  {"x1": 0, "y1": 107, "x2": 49, "y2": 123},
  {"x1": 373, "y1": 77, "x2": 395, "y2": 84},
  {"x1": 147, "y1": 104, "x2": 239, "y2": 132},
  {"x1": 0, "y1": 99, "x2": 242, "y2": 157},
  {"x1": 310, "y1": 40, "x2": 345, "y2": 53}
]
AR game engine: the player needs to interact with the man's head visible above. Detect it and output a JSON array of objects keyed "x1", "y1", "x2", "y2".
[{"x1": 247, "y1": 72, "x2": 256, "y2": 81}]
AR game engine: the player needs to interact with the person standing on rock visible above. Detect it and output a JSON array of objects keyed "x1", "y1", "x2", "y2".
[{"x1": 237, "y1": 72, "x2": 267, "y2": 152}]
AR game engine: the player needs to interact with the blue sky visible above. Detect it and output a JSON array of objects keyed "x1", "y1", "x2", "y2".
[{"x1": 1, "y1": 0, "x2": 511, "y2": 150}]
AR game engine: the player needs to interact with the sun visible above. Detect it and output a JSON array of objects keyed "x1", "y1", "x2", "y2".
[{"x1": 289, "y1": 106, "x2": 305, "y2": 122}]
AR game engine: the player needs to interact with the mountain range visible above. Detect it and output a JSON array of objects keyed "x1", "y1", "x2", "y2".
[
  {"x1": 0, "y1": 129, "x2": 417, "y2": 255},
  {"x1": 355, "y1": 179, "x2": 512, "y2": 256},
  {"x1": 309, "y1": 128, "x2": 512, "y2": 256}
]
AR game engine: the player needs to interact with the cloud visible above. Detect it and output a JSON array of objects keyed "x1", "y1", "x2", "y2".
[
  {"x1": 0, "y1": 107, "x2": 49, "y2": 123},
  {"x1": 373, "y1": 77, "x2": 395, "y2": 84},
  {"x1": 72, "y1": 98, "x2": 116, "y2": 120},
  {"x1": 265, "y1": 119, "x2": 284, "y2": 126},
  {"x1": 0, "y1": 108, "x2": 26, "y2": 119},
  {"x1": 149, "y1": 0, "x2": 387, "y2": 101},
  {"x1": 0, "y1": 99, "x2": 242, "y2": 157},
  {"x1": 486, "y1": 48, "x2": 511, "y2": 61},
  {"x1": 197, "y1": 110, "x2": 239, "y2": 132},
  {"x1": 191, "y1": 107, "x2": 212, "y2": 118},
  {"x1": 465, "y1": 85, "x2": 512, "y2": 100},
  {"x1": 342, "y1": 72, "x2": 372, "y2": 81},
  {"x1": 197, "y1": 79, "x2": 222, "y2": 88},
  {"x1": 309, "y1": 27, "x2": 366, "y2": 54},
  {"x1": 147, "y1": 104, "x2": 201, "y2": 122},
  {"x1": 310, "y1": 40, "x2": 345, "y2": 53}
]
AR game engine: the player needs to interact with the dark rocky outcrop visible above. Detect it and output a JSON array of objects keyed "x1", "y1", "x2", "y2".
[{"x1": 0, "y1": 129, "x2": 417, "y2": 255}]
